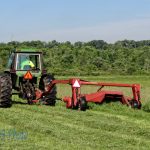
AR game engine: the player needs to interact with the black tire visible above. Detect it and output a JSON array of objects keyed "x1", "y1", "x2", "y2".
[
  {"x1": 78, "y1": 97, "x2": 87, "y2": 111},
  {"x1": 39, "y1": 74, "x2": 57, "y2": 106},
  {"x1": 129, "y1": 100, "x2": 141, "y2": 109},
  {"x1": 0, "y1": 73, "x2": 12, "y2": 107}
]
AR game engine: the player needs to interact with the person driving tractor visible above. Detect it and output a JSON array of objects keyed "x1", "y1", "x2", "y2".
[{"x1": 21, "y1": 56, "x2": 35, "y2": 70}]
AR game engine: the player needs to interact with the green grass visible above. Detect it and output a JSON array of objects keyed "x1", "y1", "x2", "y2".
[{"x1": 1, "y1": 75, "x2": 150, "y2": 149}]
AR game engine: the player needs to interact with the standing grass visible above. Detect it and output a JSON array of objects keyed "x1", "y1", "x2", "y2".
[{"x1": 0, "y1": 75, "x2": 150, "y2": 150}]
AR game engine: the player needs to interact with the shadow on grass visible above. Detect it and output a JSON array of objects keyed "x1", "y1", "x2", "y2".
[
  {"x1": 12, "y1": 97, "x2": 62, "y2": 106},
  {"x1": 12, "y1": 100, "x2": 27, "y2": 105}
]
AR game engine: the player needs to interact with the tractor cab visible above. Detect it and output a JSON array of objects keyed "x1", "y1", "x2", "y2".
[
  {"x1": 16, "y1": 53, "x2": 41, "y2": 71},
  {"x1": 7, "y1": 49, "x2": 43, "y2": 73}
]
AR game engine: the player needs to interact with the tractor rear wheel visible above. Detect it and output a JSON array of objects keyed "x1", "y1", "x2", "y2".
[
  {"x1": 0, "y1": 73, "x2": 12, "y2": 107},
  {"x1": 39, "y1": 74, "x2": 57, "y2": 106}
]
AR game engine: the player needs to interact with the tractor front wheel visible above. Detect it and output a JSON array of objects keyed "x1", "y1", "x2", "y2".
[{"x1": 0, "y1": 73, "x2": 12, "y2": 107}]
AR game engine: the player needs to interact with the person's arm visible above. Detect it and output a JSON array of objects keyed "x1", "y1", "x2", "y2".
[{"x1": 29, "y1": 61, "x2": 35, "y2": 68}]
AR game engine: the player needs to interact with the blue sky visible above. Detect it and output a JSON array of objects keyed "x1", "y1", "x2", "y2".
[{"x1": 0, "y1": 0, "x2": 150, "y2": 43}]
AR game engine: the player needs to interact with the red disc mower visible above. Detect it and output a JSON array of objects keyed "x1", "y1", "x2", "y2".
[{"x1": 35, "y1": 78, "x2": 142, "y2": 111}]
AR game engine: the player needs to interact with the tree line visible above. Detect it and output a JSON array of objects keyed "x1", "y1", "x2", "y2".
[{"x1": 0, "y1": 40, "x2": 150, "y2": 75}]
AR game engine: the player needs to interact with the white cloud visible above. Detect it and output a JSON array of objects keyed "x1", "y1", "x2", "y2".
[{"x1": 2, "y1": 18, "x2": 150, "y2": 43}]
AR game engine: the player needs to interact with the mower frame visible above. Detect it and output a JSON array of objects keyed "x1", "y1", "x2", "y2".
[{"x1": 35, "y1": 78, "x2": 142, "y2": 111}]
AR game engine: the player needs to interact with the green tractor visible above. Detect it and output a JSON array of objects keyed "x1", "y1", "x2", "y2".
[{"x1": 0, "y1": 49, "x2": 57, "y2": 107}]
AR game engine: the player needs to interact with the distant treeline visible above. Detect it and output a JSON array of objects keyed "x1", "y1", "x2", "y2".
[{"x1": 0, "y1": 40, "x2": 150, "y2": 75}]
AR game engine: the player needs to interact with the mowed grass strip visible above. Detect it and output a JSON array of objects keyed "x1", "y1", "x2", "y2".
[{"x1": 0, "y1": 76, "x2": 150, "y2": 149}]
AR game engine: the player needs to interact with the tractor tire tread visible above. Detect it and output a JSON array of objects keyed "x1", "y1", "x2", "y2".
[{"x1": 0, "y1": 73, "x2": 12, "y2": 107}]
